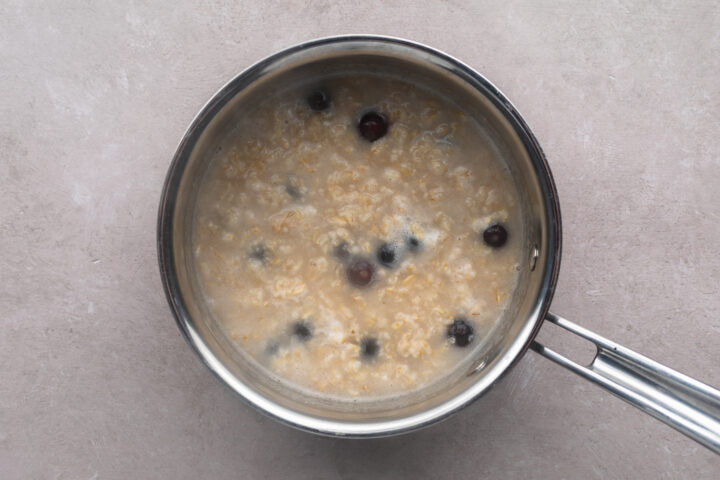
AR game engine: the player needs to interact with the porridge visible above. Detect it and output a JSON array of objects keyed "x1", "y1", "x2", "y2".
[{"x1": 192, "y1": 74, "x2": 524, "y2": 398}]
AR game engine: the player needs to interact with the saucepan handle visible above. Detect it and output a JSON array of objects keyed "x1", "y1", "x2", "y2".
[{"x1": 530, "y1": 312, "x2": 720, "y2": 454}]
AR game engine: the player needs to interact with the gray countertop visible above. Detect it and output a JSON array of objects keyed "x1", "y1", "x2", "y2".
[{"x1": 2, "y1": 1, "x2": 719, "y2": 478}]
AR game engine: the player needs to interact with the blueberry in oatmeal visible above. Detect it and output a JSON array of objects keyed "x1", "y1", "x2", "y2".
[
  {"x1": 406, "y1": 235, "x2": 420, "y2": 252},
  {"x1": 360, "y1": 337, "x2": 380, "y2": 360},
  {"x1": 347, "y1": 258, "x2": 375, "y2": 287},
  {"x1": 265, "y1": 340, "x2": 280, "y2": 355},
  {"x1": 291, "y1": 320, "x2": 313, "y2": 341},
  {"x1": 358, "y1": 111, "x2": 388, "y2": 142},
  {"x1": 376, "y1": 242, "x2": 397, "y2": 267},
  {"x1": 306, "y1": 89, "x2": 331, "y2": 112},
  {"x1": 447, "y1": 317, "x2": 474, "y2": 347},
  {"x1": 333, "y1": 241, "x2": 351, "y2": 261},
  {"x1": 249, "y1": 244, "x2": 268, "y2": 263},
  {"x1": 483, "y1": 223, "x2": 508, "y2": 248},
  {"x1": 285, "y1": 180, "x2": 302, "y2": 200}
]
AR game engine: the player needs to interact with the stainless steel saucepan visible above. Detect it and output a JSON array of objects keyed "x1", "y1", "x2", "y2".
[{"x1": 157, "y1": 35, "x2": 720, "y2": 452}]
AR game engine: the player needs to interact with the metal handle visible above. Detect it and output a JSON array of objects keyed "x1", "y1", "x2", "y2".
[{"x1": 530, "y1": 312, "x2": 720, "y2": 454}]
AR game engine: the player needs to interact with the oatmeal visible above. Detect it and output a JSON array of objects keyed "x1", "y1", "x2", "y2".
[{"x1": 192, "y1": 74, "x2": 524, "y2": 398}]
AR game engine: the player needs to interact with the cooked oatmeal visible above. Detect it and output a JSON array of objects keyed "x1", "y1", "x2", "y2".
[{"x1": 192, "y1": 74, "x2": 524, "y2": 398}]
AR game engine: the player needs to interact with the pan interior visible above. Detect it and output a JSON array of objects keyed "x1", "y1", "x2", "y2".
[{"x1": 163, "y1": 38, "x2": 558, "y2": 431}]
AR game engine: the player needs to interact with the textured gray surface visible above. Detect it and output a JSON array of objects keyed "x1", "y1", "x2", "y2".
[{"x1": 1, "y1": 1, "x2": 719, "y2": 478}]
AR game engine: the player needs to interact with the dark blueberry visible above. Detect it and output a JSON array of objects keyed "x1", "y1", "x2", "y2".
[
  {"x1": 249, "y1": 244, "x2": 268, "y2": 263},
  {"x1": 376, "y1": 242, "x2": 396, "y2": 267},
  {"x1": 406, "y1": 236, "x2": 420, "y2": 252},
  {"x1": 333, "y1": 241, "x2": 351, "y2": 261},
  {"x1": 482, "y1": 223, "x2": 508, "y2": 248},
  {"x1": 285, "y1": 181, "x2": 302, "y2": 200},
  {"x1": 346, "y1": 258, "x2": 375, "y2": 287},
  {"x1": 447, "y1": 317, "x2": 474, "y2": 347},
  {"x1": 358, "y1": 112, "x2": 389, "y2": 142},
  {"x1": 306, "y1": 89, "x2": 331, "y2": 112},
  {"x1": 291, "y1": 320, "x2": 312, "y2": 342},
  {"x1": 360, "y1": 337, "x2": 380, "y2": 359},
  {"x1": 265, "y1": 340, "x2": 280, "y2": 355}
]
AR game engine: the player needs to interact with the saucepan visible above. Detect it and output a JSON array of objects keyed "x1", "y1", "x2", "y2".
[{"x1": 157, "y1": 35, "x2": 720, "y2": 451}]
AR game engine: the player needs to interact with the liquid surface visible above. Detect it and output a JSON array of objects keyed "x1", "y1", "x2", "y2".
[{"x1": 192, "y1": 75, "x2": 524, "y2": 398}]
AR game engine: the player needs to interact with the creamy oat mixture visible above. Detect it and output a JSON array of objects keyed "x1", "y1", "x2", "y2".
[{"x1": 192, "y1": 75, "x2": 523, "y2": 398}]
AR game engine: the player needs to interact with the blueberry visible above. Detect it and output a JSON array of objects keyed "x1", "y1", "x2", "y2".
[
  {"x1": 358, "y1": 112, "x2": 388, "y2": 142},
  {"x1": 291, "y1": 320, "x2": 312, "y2": 342},
  {"x1": 306, "y1": 89, "x2": 331, "y2": 112},
  {"x1": 285, "y1": 181, "x2": 302, "y2": 200},
  {"x1": 333, "y1": 241, "x2": 351, "y2": 261},
  {"x1": 347, "y1": 258, "x2": 375, "y2": 287},
  {"x1": 265, "y1": 340, "x2": 280, "y2": 355},
  {"x1": 360, "y1": 337, "x2": 379, "y2": 359},
  {"x1": 376, "y1": 242, "x2": 396, "y2": 267},
  {"x1": 406, "y1": 236, "x2": 420, "y2": 252},
  {"x1": 249, "y1": 244, "x2": 268, "y2": 263},
  {"x1": 482, "y1": 224, "x2": 508, "y2": 248},
  {"x1": 447, "y1": 317, "x2": 474, "y2": 347}
]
